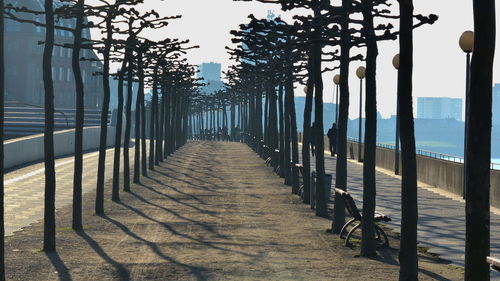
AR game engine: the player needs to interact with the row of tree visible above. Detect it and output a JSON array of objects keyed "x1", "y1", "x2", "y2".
[
  {"x1": 189, "y1": 0, "x2": 495, "y2": 280},
  {"x1": 0, "y1": 0, "x2": 201, "y2": 279}
]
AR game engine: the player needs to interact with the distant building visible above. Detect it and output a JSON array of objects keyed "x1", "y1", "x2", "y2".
[
  {"x1": 199, "y1": 63, "x2": 221, "y2": 83},
  {"x1": 417, "y1": 97, "x2": 462, "y2": 121},
  {"x1": 493, "y1": 84, "x2": 500, "y2": 125},
  {"x1": 198, "y1": 62, "x2": 224, "y2": 94},
  {"x1": 5, "y1": 0, "x2": 104, "y2": 109}
]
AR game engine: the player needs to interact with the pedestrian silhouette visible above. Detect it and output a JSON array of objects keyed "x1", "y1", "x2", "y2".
[{"x1": 327, "y1": 123, "x2": 337, "y2": 157}]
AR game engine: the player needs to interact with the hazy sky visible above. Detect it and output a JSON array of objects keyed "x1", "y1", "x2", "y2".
[{"x1": 93, "y1": 0, "x2": 499, "y2": 119}]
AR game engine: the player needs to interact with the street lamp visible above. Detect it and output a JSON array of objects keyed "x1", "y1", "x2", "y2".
[
  {"x1": 333, "y1": 74, "x2": 340, "y2": 125},
  {"x1": 356, "y1": 66, "x2": 366, "y2": 162},
  {"x1": 459, "y1": 30, "x2": 473, "y2": 199},
  {"x1": 392, "y1": 54, "x2": 400, "y2": 175}
]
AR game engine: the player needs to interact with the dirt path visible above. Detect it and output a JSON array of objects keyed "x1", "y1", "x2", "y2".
[{"x1": 5, "y1": 141, "x2": 462, "y2": 280}]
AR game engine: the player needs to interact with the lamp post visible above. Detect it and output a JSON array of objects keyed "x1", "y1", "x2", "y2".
[
  {"x1": 333, "y1": 74, "x2": 340, "y2": 125},
  {"x1": 392, "y1": 54, "x2": 400, "y2": 175},
  {"x1": 459, "y1": 30, "x2": 473, "y2": 199},
  {"x1": 356, "y1": 66, "x2": 366, "y2": 162}
]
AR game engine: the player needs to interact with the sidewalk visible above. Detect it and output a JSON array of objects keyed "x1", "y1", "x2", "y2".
[
  {"x1": 4, "y1": 146, "x2": 121, "y2": 236},
  {"x1": 4, "y1": 141, "x2": 461, "y2": 280},
  {"x1": 310, "y1": 148, "x2": 500, "y2": 279}
]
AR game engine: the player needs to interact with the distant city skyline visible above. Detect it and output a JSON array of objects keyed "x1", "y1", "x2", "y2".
[{"x1": 417, "y1": 97, "x2": 462, "y2": 121}]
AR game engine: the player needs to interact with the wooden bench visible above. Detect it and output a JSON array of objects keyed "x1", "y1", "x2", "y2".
[
  {"x1": 335, "y1": 188, "x2": 391, "y2": 247},
  {"x1": 487, "y1": 256, "x2": 500, "y2": 272}
]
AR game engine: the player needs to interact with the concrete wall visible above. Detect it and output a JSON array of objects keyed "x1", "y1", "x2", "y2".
[
  {"x1": 4, "y1": 126, "x2": 116, "y2": 170},
  {"x1": 349, "y1": 140, "x2": 500, "y2": 208},
  {"x1": 299, "y1": 133, "x2": 500, "y2": 208}
]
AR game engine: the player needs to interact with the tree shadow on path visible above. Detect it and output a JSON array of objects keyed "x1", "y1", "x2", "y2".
[
  {"x1": 45, "y1": 251, "x2": 72, "y2": 281},
  {"x1": 75, "y1": 229, "x2": 130, "y2": 280},
  {"x1": 101, "y1": 214, "x2": 210, "y2": 281},
  {"x1": 116, "y1": 201, "x2": 253, "y2": 257},
  {"x1": 373, "y1": 245, "x2": 455, "y2": 281},
  {"x1": 128, "y1": 190, "x2": 227, "y2": 239},
  {"x1": 137, "y1": 183, "x2": 220, "y2": 218}
]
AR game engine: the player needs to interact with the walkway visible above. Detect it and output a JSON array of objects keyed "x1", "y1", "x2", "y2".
[
  {"x1": 4, "y1": 141, "x2": 460, "y2": 280},
  {"x1": 313, "y1": 148, "x2": 500, "y2": 279},
  {"x1": 4, "y1": 146, "x2": 123, "y2": 236}
]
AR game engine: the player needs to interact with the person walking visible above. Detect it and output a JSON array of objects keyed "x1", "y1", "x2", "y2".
[
  {"x1": 310, "y1": 122, "x2": 316, "y2": 157},
  {"x1": 327, "y1": 123, "x2": 337, "y2": 157}
]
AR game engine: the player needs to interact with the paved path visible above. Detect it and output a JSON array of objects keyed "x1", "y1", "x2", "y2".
[
  {"x1": 4, "y1": 146, "x2": 128, "y2": 236},
  {"x1": 308, "y1": 148, "x2": 500, "y2": 278},
  {"x1": 6, "y1": 141, "x2": 451, "y2": 281}
]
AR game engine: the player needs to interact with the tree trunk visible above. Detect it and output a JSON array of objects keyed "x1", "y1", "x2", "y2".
[
  {"x1": 256, "y1": 90, "x2": 263, "y2": 141},
  {"x1": 169, "y1": 91, "x2": 177, "y2": 153},
  {"x1": 465, "y1": 0, "x2": 496, "y2": 280},
  {"x1": 133, "y1": 52, "x2": 143, "y2": 184},
  {"x1": 155, "y1": 88, "x2": 162, "y2": 164},
  {"x1": 278, "y1": 84, "x2": 285, "y2": 177},
  {"x1": 112, "y1": 65, "x2": 126, "y2": 202},
  {"x1": 312, "y1": 9, "x2": 327, "y2": 217},
  {"x1": 268, "y1": 83, "x2": 279, "y2": 155},
  {"x1": 398, "y1": 1, "x2": 419, "y2": 280},
  {"x1": 140, "y1": 77, "x2": 147, "y2": 176},
  {"x1": 264, "y1": 91, "x2": 269, "y2": 144},
  {"x1": 95, "y1": 14, "x2": 113, "y2": 216},
  {"x1": 287, "y1": 68, "x2": 300, "y2": 194},
  {"x1": 360, "y1": 0, "x2": 378, "y2": 257},
  {"x1": 158, "y1": 88, "x2": 165, "y2": 160},
  {"x1": 71, "y1": 0, "x2": 85, "y2": 231},
  {"x1": 123, "y1": 40, "x2": 134, "y2": 192},
  {"x1": 163, "y1": 87, "x2": 170, "y2": 158},
  {"x1": 284, "y1": 82, "x2": 292, "y2": 186},
  {"x1": 279, "y1": 86, "x2": 285, "y2": 172},
  {"x1": 331, "y1": 0, "x2": 352, "y2": 233},
  {"x1": 43, "y1": 0, "x2": 56, "y2": 252},
  {"x1": 0, "y1": 0, "x2": 6, "y2": 276},
  {"x1": 231, "y1": 101, "x2": 235, "y2": 140},
  {"x1": 149, "y1": 69, "x2": 158, "y2": 170},
  {"x1": 302, "y1": 65, "x2": 314, "y2": 205}
]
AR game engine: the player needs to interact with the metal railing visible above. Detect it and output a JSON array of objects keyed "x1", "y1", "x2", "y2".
[{"x1": 347, "y1": 137, "x2": 500, "y2": 171}]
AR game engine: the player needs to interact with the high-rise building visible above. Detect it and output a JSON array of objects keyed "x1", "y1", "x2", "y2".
[
  {"x1": 198, "y1": 62, "x2": 224, "y2": 94},
  {"x1": 5, "y1": 0, "x2": 104, "y2": 109},
  {"x1": 417, "y1": 97, "x2": 463, "y2": 121},
  {"x1": 493, "y1": 84, "x2": 500, "y2": 125},
  {"x1": 198, "y1": 63, "x2": 221, "y2": 83}
]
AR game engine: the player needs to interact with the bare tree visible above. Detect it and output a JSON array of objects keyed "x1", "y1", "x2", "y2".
[
  {"x1": 70, "y1": 0, "x2": 85, "y2": 231},
  {"x1": 464, "y1": 0, "x2": 496, "y2": 279},
  {"x1": 43, "y1": 0, "x2": 57, "y2": 252},
  {"x1": 0, "y1": 0, "x2": 5, "y2": 276}
]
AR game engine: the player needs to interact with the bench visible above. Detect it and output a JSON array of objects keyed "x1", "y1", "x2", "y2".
[
  {"x1": 487, "y1": 256, "x2": 500, "y2": 272},
  {"x1": 335, "y1": 188, "x2": 391, "y2": 247},
  {"x1": 295, "y1": 164, "x2": 305, "y2": 196},
  {"x1": 262, "y1": 145, "x2": 272, "y2": 164},
  {"x1": 272, "y1": 149, "x2": 281, "y2": 173}
]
